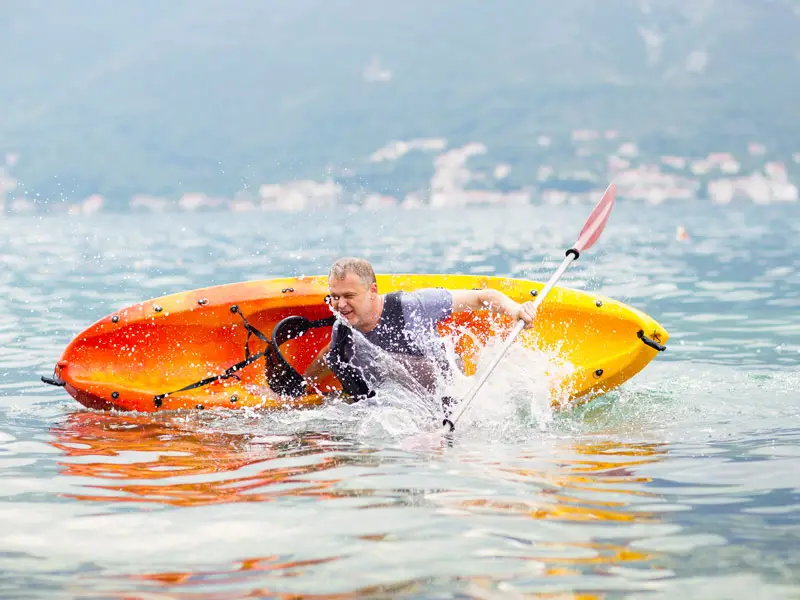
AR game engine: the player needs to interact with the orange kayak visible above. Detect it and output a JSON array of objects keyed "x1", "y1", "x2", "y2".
[{"x1": 42, "y1": 274, "x2": 668, "y2": 412}]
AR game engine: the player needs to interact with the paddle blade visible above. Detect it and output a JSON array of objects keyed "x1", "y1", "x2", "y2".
[{"x1": 573, "y1": 183, "x2": 616, "y2": 254}]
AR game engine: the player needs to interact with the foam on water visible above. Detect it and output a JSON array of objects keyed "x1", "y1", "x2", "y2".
[
  {"x1": 221, "y1": 325, "x2": 580, "y2": 446},
  {"x1": 206, "y1": 331, "x2": 799, "y2": 455},
  {"x1": 449, "y1": 336, "x2": 577, "y2": 433}
]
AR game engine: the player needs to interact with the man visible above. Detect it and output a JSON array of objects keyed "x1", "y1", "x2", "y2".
[{"x1": 303, "y1": 257, "x2": 537, "y2": 400}]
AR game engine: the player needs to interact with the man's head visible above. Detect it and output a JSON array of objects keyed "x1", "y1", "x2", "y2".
[{"x1": 327, "y1": 257, "x2": 381, "y2": 331}]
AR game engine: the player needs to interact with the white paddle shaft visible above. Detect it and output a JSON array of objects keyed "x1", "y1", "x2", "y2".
[{"x1": 447, "y1": 252, "x2": 576, "y2": 428}]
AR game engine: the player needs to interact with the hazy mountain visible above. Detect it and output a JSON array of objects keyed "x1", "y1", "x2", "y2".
[{"x1": 1, "y1": 0, "x2": 798, "y2": 205}]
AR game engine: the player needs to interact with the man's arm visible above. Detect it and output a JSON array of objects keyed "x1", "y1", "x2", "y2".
[
  {"x1": 450, "y1": 289, "x2": 537, "y2": 328},
  {"x1": 302, "y1": 342, "x2": 336, "y2": 393}
]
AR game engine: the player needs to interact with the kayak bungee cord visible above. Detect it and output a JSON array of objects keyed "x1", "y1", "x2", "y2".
[
  {"x1": 152, "y1": 305, "x2": 271, "y2": 408},
  {"x1": 152, "y1": 307, "x2": 334, "y2": 409}
]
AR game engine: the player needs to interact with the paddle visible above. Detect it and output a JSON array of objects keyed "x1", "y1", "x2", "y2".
[{"x1": 443, "y1": 183, "x2": 617, "y2": 432}]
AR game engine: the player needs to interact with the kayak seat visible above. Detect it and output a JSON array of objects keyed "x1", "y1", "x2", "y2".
[{"x1": 266, "y1": 315, "x2": 335, "y2": 397}]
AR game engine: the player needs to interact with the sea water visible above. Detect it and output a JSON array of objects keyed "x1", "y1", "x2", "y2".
[{"x1": 1, "y1": 202, "x2": 799, "y2": 597}]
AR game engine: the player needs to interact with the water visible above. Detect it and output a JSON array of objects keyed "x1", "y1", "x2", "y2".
[{"x1": 2, "y1": 203, "x2": 799, "y2": 598}]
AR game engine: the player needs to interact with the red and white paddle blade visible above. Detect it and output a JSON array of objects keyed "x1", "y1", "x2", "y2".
[{"x1": 573, "y1": 183, "x2": 616, "y2": 254}]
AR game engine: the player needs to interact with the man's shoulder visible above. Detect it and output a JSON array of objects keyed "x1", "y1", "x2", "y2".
[
  {"x1": 396, "y1": 288, "x2": 453, "y2": 323},
  {"x1": 396, "y1": 287, "x2": 451, "y2": 296},
  {"x1": 396, "y1": 287, "x2": 452, "y2": 302}
]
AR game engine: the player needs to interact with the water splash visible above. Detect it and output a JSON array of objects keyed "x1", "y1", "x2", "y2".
[
  {"x1": 442, "y1": 334, "x2": 577, "y2": 439},
  {"x1": 255, "y1": 324, "x2": 582, "y2": 443}
]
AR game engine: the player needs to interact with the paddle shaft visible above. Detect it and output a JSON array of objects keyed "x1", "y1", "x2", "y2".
[
  {"x1": 448, "y1": 251, "x2": 577, "y2": 428},
  {"x1": 441, "y1": 183, "x2": 616, "y2": 433}
]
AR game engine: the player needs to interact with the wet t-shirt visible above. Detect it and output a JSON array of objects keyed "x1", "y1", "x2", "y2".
[{"x1": 329, "y1": 288, "x2": 453, "y2": 392}]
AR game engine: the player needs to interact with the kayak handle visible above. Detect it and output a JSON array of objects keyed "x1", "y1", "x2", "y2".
[
  {"x1": 41, "y1": 375, "x2": 66, "y2": 387},
  {"x1": 638, "y1": 330, "x2": 666, "y2": 352}
]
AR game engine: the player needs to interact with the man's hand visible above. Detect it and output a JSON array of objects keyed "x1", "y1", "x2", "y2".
[
  {"x1": 515, "y1": 300, "x2": 538, "y2": 329},
  {"x1": 452, "y1": 289, "x2": 538, "y2": 329}
]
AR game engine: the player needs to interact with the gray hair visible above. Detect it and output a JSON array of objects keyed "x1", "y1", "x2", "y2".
[{"x1": 328, "y1": 257, "x2": 377, "y2": 287}]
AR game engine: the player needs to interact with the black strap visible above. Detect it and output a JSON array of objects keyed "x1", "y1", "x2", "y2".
[
  {"x1": 153, "y1": 350, "x2": 266, "y2": 407},
  {"x1": 264, "y1": 315, "x2": 335, "y2": 397},
  {"x1": 231, "y1": 305, "x2": 270, "y2": 360},
  {"x1": 153, "y1": 305, "x2": 272, "y2": 408},
  {"x1": 153, "y1": 308, "x2": 334, "y2": 409}
]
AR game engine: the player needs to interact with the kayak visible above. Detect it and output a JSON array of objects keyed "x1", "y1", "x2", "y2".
[{"x1": 42, "y1": 274, "x2": 668, "y2": 412}]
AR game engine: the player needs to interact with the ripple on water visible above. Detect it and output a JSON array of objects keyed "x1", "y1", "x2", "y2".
[{"x1": 2, "y1": 205, "x2": 800, "y2": 595}]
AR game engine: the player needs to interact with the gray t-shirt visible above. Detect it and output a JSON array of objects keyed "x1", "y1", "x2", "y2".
[{"x1": 330, "y1": 288, "x2": 453, "y2": 392}]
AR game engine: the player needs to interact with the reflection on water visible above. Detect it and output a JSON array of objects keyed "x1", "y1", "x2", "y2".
[
  {"x1": 48, "y1": 411, "x2": 672, "y2": 596},
  {"x1": 51, "y1": 412, "x2": 367, "y2": 506},
  {"x1": 125, "y1": 555, "x2": 352, "y2": 600},
  {"x1": 461, "y1": 440, "x2": 666, "y2": 523},
  {"x1": 3, "y1": 205, "x2": 800, "y2": 596},
  {"x1": 124, "y1": 564, "x2": 477, "y2": 600}
]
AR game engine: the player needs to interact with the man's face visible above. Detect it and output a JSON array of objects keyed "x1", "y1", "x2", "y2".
[{"x1": 328, "y1": 272, "x2": 378, "y2": 330}]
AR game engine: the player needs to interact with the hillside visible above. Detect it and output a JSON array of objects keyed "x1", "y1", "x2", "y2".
[{"x1": 1, "y1": 0, "x2": 798, "y2": 206}]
